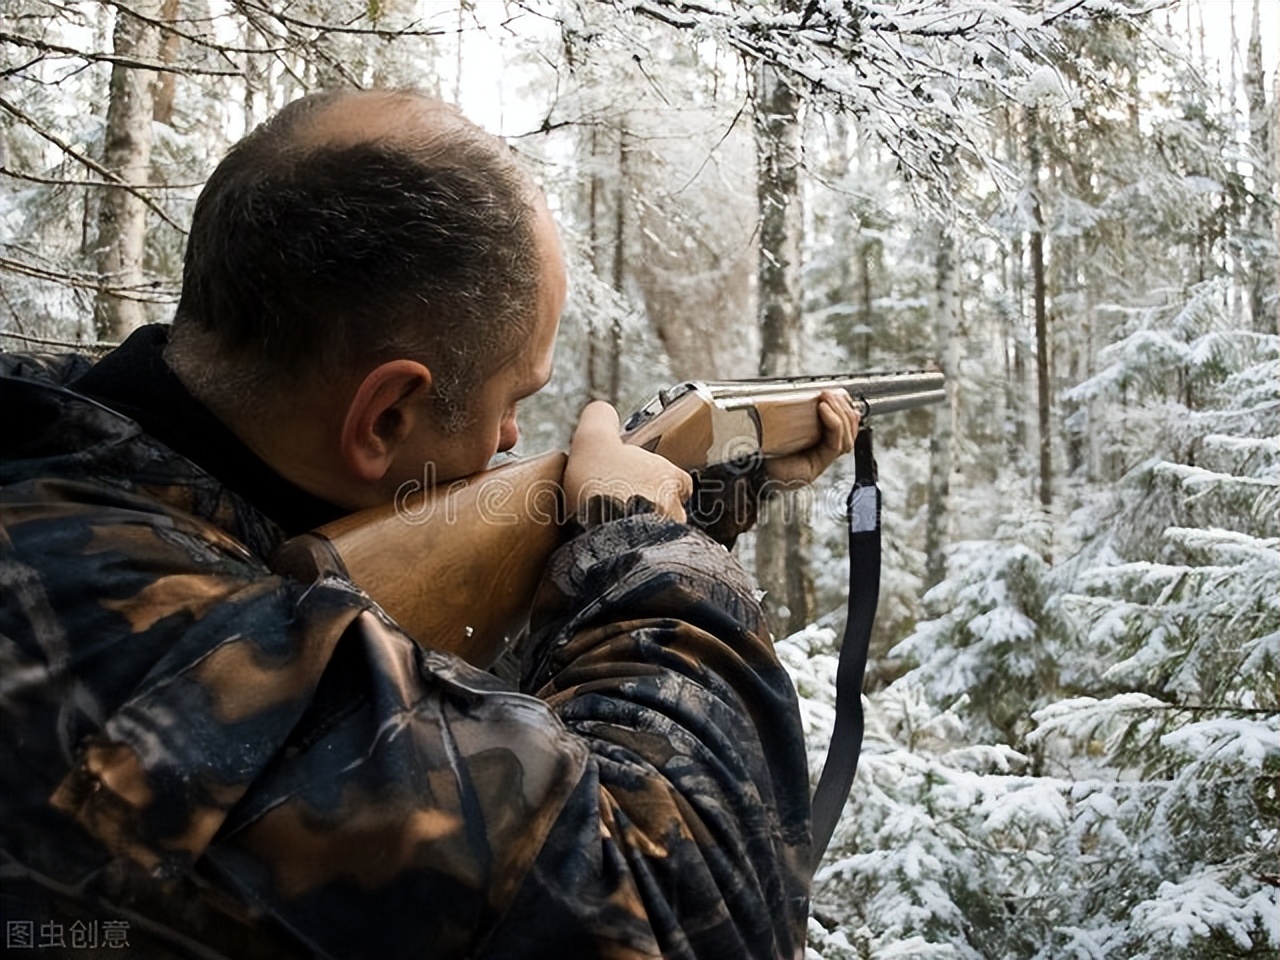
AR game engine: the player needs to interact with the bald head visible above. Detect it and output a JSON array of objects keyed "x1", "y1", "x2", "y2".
[
  {"x1": 169, "y1": 89, "x2": 543, "y2": 428},
  {"x1": 293, "y1": 90, "x2": 468, "y2": 150}
]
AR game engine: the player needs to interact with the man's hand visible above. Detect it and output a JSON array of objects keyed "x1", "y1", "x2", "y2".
[
  {"x1": 765, "y1": 389, "x2": 861, "y2": 489},
  {"x1": 565, "y1": 401, "x2": 694, "y2": 523}
]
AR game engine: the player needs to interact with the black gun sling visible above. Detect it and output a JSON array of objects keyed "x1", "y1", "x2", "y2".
[{"x1": 809, "y1": 424, "x2": 880, "y2": 874}]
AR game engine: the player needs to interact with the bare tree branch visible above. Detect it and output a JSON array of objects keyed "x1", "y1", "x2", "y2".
[
  {"x1": 0, "y1": 29, "x2": 241, "y2": 76},
  {"x1": 0, "y1": 96, "x2": 186, "y2": 234},
  {"x1": 0, "y1": 329, "x2": 119, "y2": 354},
  {"x1": 102, "y1": 0, "x2": 282, "y2": 62},
  {"x1": 230, "y1": 0, "x2": 449, "y2": 39},
  {"x1": 1, "y1": 255, "x2": 179, "y2": 303},
  {"x1": 1, "y1": 166, "x2": 204, "y2": 191}
]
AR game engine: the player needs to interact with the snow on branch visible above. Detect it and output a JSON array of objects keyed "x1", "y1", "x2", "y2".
[
  {"x1": 1129, "y1": 874, "x2": 1278, "y2": 955},
  {"x1": 1028, "y1": 693, "x2": 1169, "y2": 748},
  {"x1": 617, "y1": 0, "x2": 1159, "y2": 188}
]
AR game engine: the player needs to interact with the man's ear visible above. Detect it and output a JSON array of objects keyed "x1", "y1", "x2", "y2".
[{"x1": 340, "y1": 360, "x2": 433, "y2": 483}]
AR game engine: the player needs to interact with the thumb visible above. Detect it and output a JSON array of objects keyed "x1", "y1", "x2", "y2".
[{"x1": 572, "y1": 401, "x2": 622, "y2": 444}]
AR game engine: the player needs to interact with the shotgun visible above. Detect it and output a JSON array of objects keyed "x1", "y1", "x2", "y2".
[{"x1": 271, "y1": 370, "x2": 945, "y2": 667}]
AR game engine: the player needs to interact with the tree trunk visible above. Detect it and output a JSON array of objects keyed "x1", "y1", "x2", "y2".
[
  {"x1": 583, "y1": 122, "x2": 629, "y2": 404},
  {"x1": 1027, "y1": 106, "x2": 1052, "y2": 508},
  {"x1": 754, "y1": 58, "x2": 812, "y2": 637},
  {"x1": 924, "y1": 215, "x2": 958, "y2": 590},
  {"x1": 1245, "y1": 0, "x2": 1276, "y2": 334},
  {"x1": 1272, "y1": 67, "x2": 1280, "y2": 338},
  {"x1": 856, "y1": 239, "x2": 874, "y2": 367},
  {"x1": 94, "y1": 1, "x2": 162, "y2": 342},
  {"x1": 1060, "y1": 226, "x2": 1084, "y2": 477},
  {"x1": 585, "y1": 125, "x2": 607, "y2": 400},
  {"x1": 152, "y1": 0, "x2": 181, "y2": 126},
  {"x1": 244, "y1": 17, "x2": 267, "y2": 133},
  {"x1": 1003, "y1": 103, "x2": 1028, "y2": 458},
  {"x1": 609, "y1": 126, "x2": 628, "y2": 405}
]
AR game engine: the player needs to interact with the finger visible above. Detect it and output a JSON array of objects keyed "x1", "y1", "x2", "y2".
[
  {"x1": 834, "y1": 391, "x2": 860, "y2": 449},
  {"x1": 818, "y1": 400, "x2": 845, "y2": 451},
  {"x1": 670, "y1": 467, "x2": 694, "y2": 506},
  {"x1": 819, "y1": 397, "x2": 854, "y2": 454},
  {"x1": 572, "y1": 401, "x2": 621, "y2": 444},
  {"x1": 663, "y1": 491, "x2": 688, "y2": 524},
  {"x1": 653, "y1": 472, "x2": 690, "y2": 523},
  {"x1": 677, "y1": 466, "x2": 694, "y2": 500},
  {"x1": 834, "y1": 389, "x2": 860, "y2": 420}
]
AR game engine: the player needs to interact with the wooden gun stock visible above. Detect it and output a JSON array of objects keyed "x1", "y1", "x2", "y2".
[
  {"x1": 271, "y1": 451, "x2": 568, "y2": 667},
  {"x1": 271, "y1": 370, "x2": 944, "y2": 668}
]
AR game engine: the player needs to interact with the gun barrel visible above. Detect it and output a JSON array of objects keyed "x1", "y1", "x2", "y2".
[
  {"x1": 702, "y1": 370, "x2": 944, "y2": 402},
  {"x1": 855, "y1": 388, "x2": 947, "y2": 417},
  {"x1": 709, "y1": 372, "x2": 946, "y2": 420}
]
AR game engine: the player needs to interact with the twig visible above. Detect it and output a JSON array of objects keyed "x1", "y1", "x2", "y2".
[
  {"x1": 0, "y1": 96, "x2": 186, "y2": 234},
  {"x1": 0, "y1": 29, "x2": 241, "y2": 76},
  {"x1": 230, "y1": 0, "x2": 448, "y2": 39},
  {"x1": 0, "y1": 256, "x2": 179, "y2": 304},
  {"x1": 1, "y1": 166, "x2": 204, "y2": 191},
  {"x1": 0, "y1": 329, "x2": 119, "y2": 354},
  {"x1": 103, "y1": 0, "x2": 282, "y2": 62}
]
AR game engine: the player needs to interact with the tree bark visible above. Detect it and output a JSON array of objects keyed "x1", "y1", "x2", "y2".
[
  {"x1": 609, "y1": 126, "x2": 628, "y2": 405},
  {"x1": 151, "y1": 0, "x2": 181, "y2": 126},
  {"x1": 586, "y1": 125, "x2": 607, "y2": 401},
  {"x1": 582, "y1": 122, "x2": 629, "y2": 405},
  {"x1": 924, "y1": 215, "x2": 958, "y2": 590},
  {"x1": 1245, "y1": 0, "x2": 1276, "y2": 334},
  {"x1": 1027, "y1": 106, "x2": 1053, "y2": 508},
  {"x1": 753, "y1": 57, "x2": 812, "y2": 637},
  {"x1": 855, "y1": 235, "x2": 876, "y2": 368},
  {"x1": 1004, "y1": 103, "x2": 1028, "y2": 458},
  {"x1": 94, "y1": 1, "x2": 162, "y2": 342},
  {"x1": 244, "y1": 17, "x2": 267, "y2": 133}
]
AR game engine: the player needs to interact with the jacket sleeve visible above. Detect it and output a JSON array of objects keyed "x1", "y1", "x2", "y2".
[
  {"x1": 11, "y1": 490, "x2": 808, "y2": 959},
  {"x1": 488, "y1": 514, "x2": 812, "y2": 960},
  {"x1": 22, "y1": 489, "x2": 590, "y2": 959}
]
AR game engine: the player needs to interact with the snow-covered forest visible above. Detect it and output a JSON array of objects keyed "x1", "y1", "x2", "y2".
[{"x1": 2, "y1": 1, "x2": 1276, "y2": 957}]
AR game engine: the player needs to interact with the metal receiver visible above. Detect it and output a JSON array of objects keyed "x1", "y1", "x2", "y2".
[{"x1": 620, "y1": 370, "x2": 946, "y2": 468}]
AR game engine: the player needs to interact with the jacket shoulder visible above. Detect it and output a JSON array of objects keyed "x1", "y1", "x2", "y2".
[{"x1": 0, "y1": 348, "x2": 96, "y2": 385}]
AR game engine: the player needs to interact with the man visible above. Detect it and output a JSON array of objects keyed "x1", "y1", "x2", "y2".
[{"x1": 0, "y1": 90, "x2": 859, "y2": 959}]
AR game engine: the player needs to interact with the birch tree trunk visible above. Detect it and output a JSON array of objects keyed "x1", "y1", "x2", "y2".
[
  {"x1": 1245, "y1": 0, "x2": 1276, "y2": 334},
  {"x1": 151, "y1": 0, "x2": 180, "y2": 127},
  {"x1": 1003, "y1": 104, "x2": 1028, "y2": 459},
  {"x1": 1272, "y1": 68, "x2": 1280, "y2": 337},
  {"x1": 754, "y1": 58, "x2": 812, "y2": 637},
  {"x1": 80, "y1": 7, "x2": 113, "y2": 263},
  {"x1": 244, "y1": 17, "x2": 268, "y2": 133},
  {"x1": 1026, "y1": 105, "x2": 1053, "y2": 508},
  {"x1": 94, "y1": 1, "x2": 161, "y2": 342},
  {"x1": 609, "y1": 127, "x2": 628, "y2": 404},
  {"x1": 586, "y1": 124, "x2": 607, "y2": 400},
  {"x1": 924, "y1": 215, "x2": 959, "y2": 590},
  {"x1": 582, "y1": 122, "x2": 629, "y2": 405}
]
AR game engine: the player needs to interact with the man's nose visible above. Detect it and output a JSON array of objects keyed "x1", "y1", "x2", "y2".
[{"x1": 498, "y1": 417, "x2": 519, "y2": 453}]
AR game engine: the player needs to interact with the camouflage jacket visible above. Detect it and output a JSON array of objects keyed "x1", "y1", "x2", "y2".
[{"x1": 0, "y1": 341, "x2": 811, "y2": 959}]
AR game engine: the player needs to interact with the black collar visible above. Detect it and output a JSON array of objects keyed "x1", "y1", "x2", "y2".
[{"x1": 72, "y1": 325, "x2": 346, "y2": 537}]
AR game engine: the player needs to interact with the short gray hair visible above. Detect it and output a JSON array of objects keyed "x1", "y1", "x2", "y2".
[{"x1": 169, "y1": 89, "x2": 542, "y2": 430}]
